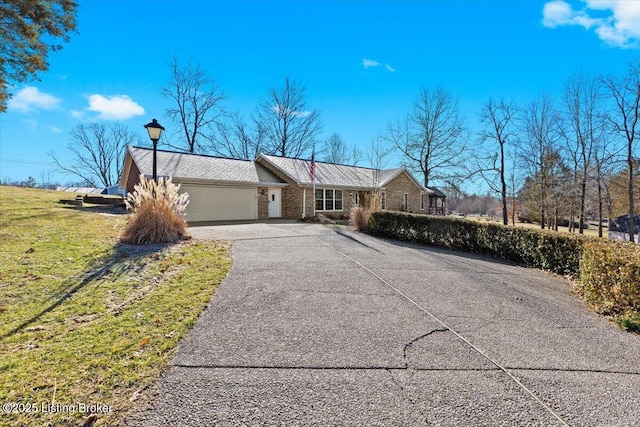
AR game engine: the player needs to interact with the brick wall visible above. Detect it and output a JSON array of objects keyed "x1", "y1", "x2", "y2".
[
  {"x1": 281, "y1": 185, "x2": 302, "y2": 219},
  {"x1": 256, "y1": 158, "x2": 428, "y2": 219},
  {"x1": 258, "y1": 187, "x2": 269, "y2": 219},
  {"x1": 384, "y1": 172, "x2": 425, "y2": 214}
]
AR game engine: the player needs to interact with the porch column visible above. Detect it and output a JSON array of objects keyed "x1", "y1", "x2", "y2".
[{"x1": 302, "y1": 187, "x2": 306, "y2": 219}]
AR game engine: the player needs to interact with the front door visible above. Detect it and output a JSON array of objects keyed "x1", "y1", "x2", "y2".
[{"x1": 268, "y1": 188, "x2": 281, "y2": 218}]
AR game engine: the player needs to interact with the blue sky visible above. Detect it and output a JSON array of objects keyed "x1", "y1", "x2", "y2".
[{"x1": 1, "y1": 0, "x2": 639, "y2": 188}]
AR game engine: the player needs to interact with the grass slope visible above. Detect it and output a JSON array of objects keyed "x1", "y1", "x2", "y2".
[{"x1": 0, "y1": 187, "x2": 230, "y2": 426}]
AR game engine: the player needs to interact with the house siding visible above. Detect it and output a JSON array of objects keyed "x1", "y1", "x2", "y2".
[{"x1": 384, "y1": 172, "x2": 424, "y2": 214}]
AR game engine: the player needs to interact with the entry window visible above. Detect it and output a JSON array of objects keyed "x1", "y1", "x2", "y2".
[
  {"x1": 315, "y1": 189, "x2": 343, "y2": 211},
  {"x1": 404, "y1": 193, "x2": 409, "y2": 210},
  {"x1": 315, "y1": 189, "x2": 324, "y2": 211},
  {"x1": 335, "y1": 190, "x2": 342, "y2": 210},
  {"x1": 381, "y1": 192, "x2": 386, "y2": 209},
  {"x1": 420, "y1": 193, "x2": 425, "y2": 210},
  {"x1": 353, "y1": 192, "x2": 359, "y2": 206}
]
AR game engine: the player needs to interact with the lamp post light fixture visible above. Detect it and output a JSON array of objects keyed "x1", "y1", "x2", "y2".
[{"x1": 144, "y1": 118, "x2": 165, "y2": 182}]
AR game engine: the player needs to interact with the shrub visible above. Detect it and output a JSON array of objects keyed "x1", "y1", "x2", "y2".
[
  {"x1": 350, "y1": 206, "x2": 369, "y2": 232},
  {"x1": 579, "y1": 240, "x2": 640, "y2": 315},
  {"x1": 121, "y1": 175, "x2": 190, "y2": 245},
  {"x1": 367, "y1": 211, "x2": 587, "y2": 276}
]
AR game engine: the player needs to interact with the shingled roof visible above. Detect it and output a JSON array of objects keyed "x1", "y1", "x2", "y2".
[
  {"x1": 127, "y1": 147, "x2": 285, "y2": 185},
  {"x1": 257, "y1": 154, "x2": 427, "y2": 191}
]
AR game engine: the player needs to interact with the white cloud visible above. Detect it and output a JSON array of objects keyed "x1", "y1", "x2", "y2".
[
  {"x1": 362, "y1": 58, "x2": 381, "y2": 68},
  {"x1": 70, "y1": 110, "x2": 84, "y2": 119},
  {"x1": 50, "y1": 126, "x2": 63, "y2": 133},
  {"x1": 87, "y1": 94, "x2": 145, "y2": 120},
  {"x1": 272, "y1": 104, "x2": 310, "y2": 118},
  {"x1": 362, "y1": 58, "x2": 396, "y2": 73},
  {"x1": 8, "y1": 86, "x2": 61, "y2": 112},
  {"x1": 542, "y1": 0, "x2": 640, "y2": 48}
]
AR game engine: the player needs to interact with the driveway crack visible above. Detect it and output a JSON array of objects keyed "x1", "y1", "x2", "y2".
[{"x1": 403, "y1": 329, "x2": 448, "y2": 369}]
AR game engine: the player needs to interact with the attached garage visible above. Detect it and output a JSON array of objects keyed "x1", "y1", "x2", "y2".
[
  {"x1": 178, "y1": 184, "x2": 257, "y2": 222},
  {"x1": 120, "y1": 147, "x2": 287, "y2": 223}
]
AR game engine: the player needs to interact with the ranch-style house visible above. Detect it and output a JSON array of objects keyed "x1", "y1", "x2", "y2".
[{"x1": 120, "y1": 146, "x2": 446, "y2": 222}]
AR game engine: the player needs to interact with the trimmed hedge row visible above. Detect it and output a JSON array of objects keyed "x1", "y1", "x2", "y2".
[
  {"x1": 367, "y1": 211, "x2": 640, "y2": 323},
  {"x1": 368, "y1": 211, "x2": 586, "y2": 276},
  {"x1": 580, "y1": 240, "x2": 640, "y2": 316}
]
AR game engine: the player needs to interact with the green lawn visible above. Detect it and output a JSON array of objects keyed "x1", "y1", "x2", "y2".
[{"x1": 0, "y1": 186, "x2": 230, "y2": 426}]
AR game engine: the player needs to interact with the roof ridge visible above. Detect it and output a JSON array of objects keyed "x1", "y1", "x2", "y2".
[
  {"x1": 130, "y1": 146, "x2": 254, "y2": 162},
  {"x1": 259, "y1": 152, "x2": 399, "y2": 172}
]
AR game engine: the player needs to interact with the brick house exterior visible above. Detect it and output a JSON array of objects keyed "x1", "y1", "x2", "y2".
[
  {"x1": 120, "y1": 147, "x2": 446, "y2": 222},
  {"x1": 255, "y1": 154, "x2": 443, "y2": 219}
]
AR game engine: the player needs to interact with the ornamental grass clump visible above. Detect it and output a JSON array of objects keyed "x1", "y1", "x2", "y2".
[
  {"x1": 121, "y1": 175, "x2": 190, "y2": 245},
  {"x1": 350, "y1": 206, "x2": 369, "y2": 232}
]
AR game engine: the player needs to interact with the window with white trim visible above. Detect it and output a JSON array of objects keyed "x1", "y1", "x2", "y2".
[
  {"x1": 353, "y1": 192, "x2": 359, "y2": 206},
  {"x1": 420, "y1": 193, "x2": 425, "y2": 210},
  {"x1": 315, "y1": 189, "x2": 343, "y2": 211},
  {"x1": 404, "y1": 193, "x2": 409, "y2": 210}
]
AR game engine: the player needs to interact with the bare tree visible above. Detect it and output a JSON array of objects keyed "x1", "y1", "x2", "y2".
[
  {"x1": 254, "y1": 77, "x2": 322, "y2": 158},
  {"x1": 322, "y1": 133, "x2": 362, "y2": 165},
  {"x1": 50, "y1": 123, "x2": 141, "y2": 187},
  {"x1": 366, "y1": 134, "x2": 393, "y2": 210},
  {"x1": 477, "y1": 98, "x2": 518, "y2": 225},
  {"x1": 384, "y1": 86, "x2": 467, "y2": 188},
  {"x1": 213, "y1": 113, "x2": 264, "y2": 159},
  {"x1": 520, "y1": 93, "x2": 560, "y2": 229},
  {"x1": 558, "y1": 72, "x2": 603, "y2": 234},
  {"x1": 160, "y1": 56, "x2": 227, "y2": 154},
  {"x1": 601, "y1": 61, "x2": 640, "y2": 242},
  {"x1": 593, "y1": 136, "x2": 616, "y2": 237}
]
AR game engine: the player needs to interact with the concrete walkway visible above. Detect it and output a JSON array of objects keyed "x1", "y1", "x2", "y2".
[{"x1": 126, "y1": 223, "x2": 640, "y2": 426}]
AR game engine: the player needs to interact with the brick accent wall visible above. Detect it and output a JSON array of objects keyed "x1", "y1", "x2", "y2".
[
  {"x1": 384, "y1": 172, "x2": 425, "y2": 214},
  {"x1": 256, "y1": 158, "x2": 428, "y2": 219},
  {"x1": 281, "y1": 185, "x2": 303, "y2": 219},
  {"x1": 258, "y1": 187, "x2": 269, "y2": 219}
]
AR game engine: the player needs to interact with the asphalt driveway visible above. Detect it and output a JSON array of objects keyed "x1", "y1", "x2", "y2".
[{"x1": 126, "y1": 223, "x2": 640, "y2": 426}]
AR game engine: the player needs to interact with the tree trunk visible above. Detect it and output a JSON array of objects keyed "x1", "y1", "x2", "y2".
[
  {"x1": 500, "y1": 144, "x2": 508, "y2": 225},
  {"x1": 597, "y1": 163, "x2": 603, "y2": 238},
  {"x1": 540, "y1": 181, "x2": 546, "y2": 230},
  {"x1": 579, "y1": 169, "x2": 587, "y2": 234},
  {"x1": 629, "y1": 151, "x2": 635, "y2": 242}
]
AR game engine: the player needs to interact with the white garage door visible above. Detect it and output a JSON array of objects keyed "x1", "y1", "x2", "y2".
[{"x1": 178, "y1": 184, "x2": 257, "y2": 222}]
